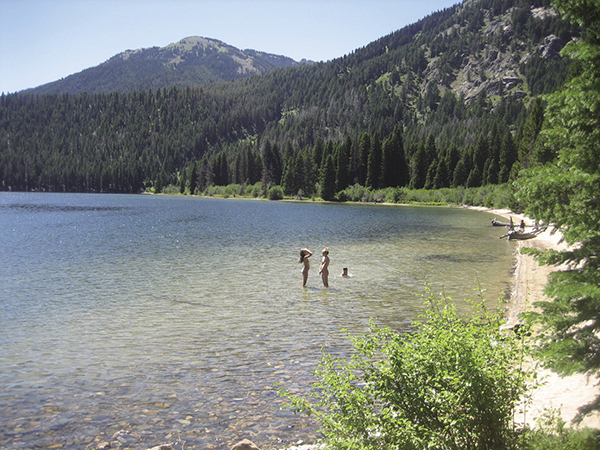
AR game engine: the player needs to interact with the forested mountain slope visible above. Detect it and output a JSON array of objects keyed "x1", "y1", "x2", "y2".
[
  {"x1": 25, "y1": 36, "x2": 303, "y2": 95},
  {"x1": 0, "y1": 0, "x2": 581, "y2": 195}
]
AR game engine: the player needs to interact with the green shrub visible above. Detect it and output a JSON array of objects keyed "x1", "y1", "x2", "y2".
[
  {"x1": 267, "y1": 185, "x2": 284, "y2": 200},
  {"x1": 250, "y1": 182, "x2": 262, "y2": 198},
  {"x1": 282, "y1": 292, "x2": 533, "y2": 450},
  {"x1": 338, "y1": 184, "x2": 371, "y2": 202},
  {"x1": 224, "y1": 183, "x2": 241, "y2": 196},
  {"x1": 524, "y1": 409, "x2": 600, "y2": 450}
]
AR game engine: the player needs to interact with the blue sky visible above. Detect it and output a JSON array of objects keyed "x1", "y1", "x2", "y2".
[{"x1": 1, "y1": 0, "x2": 458, "y2": 94}]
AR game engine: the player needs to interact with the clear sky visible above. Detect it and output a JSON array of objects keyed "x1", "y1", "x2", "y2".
[{"x1": 0, "y1": 0, "x2": 458, "y2": 94}]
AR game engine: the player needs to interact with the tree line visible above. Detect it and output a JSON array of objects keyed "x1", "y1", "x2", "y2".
[
  {"x1": 0, "y1": 82, "x2": 548, "y2": 198},
  {"x1": 0, "y1": 0, "x2": 578, "y2": 196}
]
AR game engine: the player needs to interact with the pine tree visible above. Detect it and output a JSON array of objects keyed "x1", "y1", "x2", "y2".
[
  {"x1": 484, "y1": 124, "x2": 501, "y2": 185},
  {"x1": 433, "y1": 158, "x2": 449, "y2": 189},
  {"x1": 498, "y1": 131, "x2": 517, "y2": 183},
  {"x1": 301, "y1": 151, "x2": 316, "y2": 197},
  {"x1": 212, "y1": 152, "x2": 229, "y2": 186},
  {"x1": 381, "y1": 125, "x2": 408, "y2": 188},
  {"x1": 452, "y1": 157, "x2": 468, "y2": 188},
  {"x1": 335, "y1": 137, "x2": 351, "y2": 192},
  {"x1": 262, "y1": 139, "x2": 282, "y2": 186},
  {"x1": 320, "y1": 154, "x2": 337, "y2": 201},
  {"x1": 473, "y1": 135, "x2": 489, "y2": 185},
  {"x1": 409, "y1": 143, "x2": 427, "y2": 189},
  {"x1": 179, "y1": 167, "x2": 187, "y2": 194},
  {"x1": 357, "y1": 132, "x2": 371, "y2": 186},
  {"x1": 466, "y1": 165, "x2": 481, "y2": 188},
  {"x1": 366, "y1": 133, "x2": 382, "y2": 189},
  {"x1": 281, "y1": 150, "x2": 297, "y2": 195},
  {"x1": 188, "y1": 162, "x2": 198, "y2": 194},
  {"x1": 312, "y1": 136, "x2": 325, "y2": 171},
  {"x1": 424, "y1": 159, "x2": 438, "y2": 189},
  {"x1": 516, "y1": 0, "x2": 600, "y2": 418},
  {"x1": 511, "y1": 97, "x2": 545, "y2": 179}
]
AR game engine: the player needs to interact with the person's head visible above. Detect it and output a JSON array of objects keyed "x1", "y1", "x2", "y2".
[
  {"x1": 300, "y1": 248, "x2": 308, "y2": 262},
  {"x1": 322, "y1": 247, "x2": 329, "y2": 256}
]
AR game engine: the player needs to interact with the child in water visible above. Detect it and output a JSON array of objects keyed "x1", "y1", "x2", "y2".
[
  {"x1": 299, "y1": 248, "x2": 313, "y2": 287},
  {"x1": 319, "y1": 247, "x2": 330, "y2": 288}
]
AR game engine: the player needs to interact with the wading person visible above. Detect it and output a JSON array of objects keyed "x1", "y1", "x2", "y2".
[
  {"x1": 319, "y1": 247, "x2": 330, "y2": 288},
  {"x1": 299, "y1": 248, "x2": 313, "y2": 287}
]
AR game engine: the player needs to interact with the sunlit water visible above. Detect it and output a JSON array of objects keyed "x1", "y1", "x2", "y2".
[{"x1": 0, "y1": 193, "x2": 517, "y2": 449}]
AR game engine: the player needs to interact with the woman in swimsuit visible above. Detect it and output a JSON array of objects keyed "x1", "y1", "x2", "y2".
[
  {"x1": 299, "y1": 248, "x2": 313, "y2": 287},
  {"x1": 319, "y1": 247, "x2": 330, "y2": 288}
]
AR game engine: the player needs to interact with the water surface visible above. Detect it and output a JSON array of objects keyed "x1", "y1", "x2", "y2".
[{"x1": 0, "y1": 193, "x2": 516, "y2": 449}]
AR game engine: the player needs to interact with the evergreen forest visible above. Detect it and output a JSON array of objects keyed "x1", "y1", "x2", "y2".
[{"x1": 0, "y1": 0, "x2": 580, "y2": 198}]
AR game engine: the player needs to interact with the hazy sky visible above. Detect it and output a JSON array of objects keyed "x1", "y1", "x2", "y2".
[{"x1": 1, "y1": 0, "x2": 458, "y2": 94}]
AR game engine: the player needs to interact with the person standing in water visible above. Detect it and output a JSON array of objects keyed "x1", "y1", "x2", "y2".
[
  {"x1": 319, "y1": 247, "x2": 330, "y2": 288},
  {"x1": 299, "y1": 248, "x2": 313, "y2": 287}
]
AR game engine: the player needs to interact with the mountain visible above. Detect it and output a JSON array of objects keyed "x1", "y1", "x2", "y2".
[
  {"x1": 26, "y1": 36, "x2": 305, "y2": 94},
  {"x1": 0, "y1": 0, "x2": 582, "y2": 195}
]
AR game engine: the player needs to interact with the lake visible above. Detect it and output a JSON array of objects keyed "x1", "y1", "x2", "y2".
[{"x1": 0, "y1": 192, "x2": 516, "y2": 449}]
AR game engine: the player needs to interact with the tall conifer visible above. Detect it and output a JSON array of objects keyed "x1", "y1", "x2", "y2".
[{"x1": 366, "y1": 133, "x2": 382, "y2": 189}]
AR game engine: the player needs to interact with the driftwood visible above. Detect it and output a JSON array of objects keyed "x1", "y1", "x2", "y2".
[
  {"x1": 499, "y1": 225, "x2": 547, "y2": 241},
  {"x1": 491, "y1": 218, "x2": 513, "y2": 227},
  {"x1": 491, "y1": 216, "x2": 531, "y2": 229}
]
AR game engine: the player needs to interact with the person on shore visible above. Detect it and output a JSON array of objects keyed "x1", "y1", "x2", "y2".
[
  {"x1": 319, "y1": 247, "x2": 330, "y2": 288},
  {"x1": 299, "y1": 248, "x2": 313, "y2": 287}
]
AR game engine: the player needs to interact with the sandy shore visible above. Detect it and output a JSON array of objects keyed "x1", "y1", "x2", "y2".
[{"x1": 472, "y1": 207, "x2": 600, "y2": 430}]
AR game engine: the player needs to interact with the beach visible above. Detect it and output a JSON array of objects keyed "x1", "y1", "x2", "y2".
[{"x1": 474, "y1": 207, "x2": 600, "y2": 430}]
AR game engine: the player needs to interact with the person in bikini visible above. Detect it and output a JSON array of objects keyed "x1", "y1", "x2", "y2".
[
  {"x1": 319, "y1": 247, "x2": 330, "y2": 288},
  {"x1": 299, "y1": 248, "x2": 313, "y2": 287}
]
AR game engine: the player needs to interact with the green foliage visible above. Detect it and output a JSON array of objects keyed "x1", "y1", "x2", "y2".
[
  {"x1": 515, "y1": 0, "x2": 600, "y2": 419},
  {"x1": 334, "y1": 183, "x2": 516, "y2": 209},
  {"x1": 337, "y1": 184, "x2": 373, "y2": 203},
  {"x1": 320, "y1": 154, "x2": 337, "y2": 201},
  {"x1": 524, "y1": 409, "x2": 600, "y2": 450},
  {"x1": 267, "y1": 185, "x2": 284, "y2": 200},
  {"x1": 281, "y1": 293, "x2": 533, "y2": 450}
]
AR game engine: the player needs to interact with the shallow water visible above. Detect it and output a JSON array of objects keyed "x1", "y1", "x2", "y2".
[{"x1": 0, "y1": 193, "x2": 516, "y2": 449}]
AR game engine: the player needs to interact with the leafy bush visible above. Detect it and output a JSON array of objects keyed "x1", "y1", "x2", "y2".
[
  {"x1": 524, "y1": 409, "x2": 600, "y2": 450},
  {"x1": 282, "y1": 292, "x2": 533, "y2": 450},
  {"x1": 338, "y1": 184, "x2": 371, "y2": 202},
  {"x1": 224, "y1": 183, "x2": 242, "y2": 196},
  {"x1": 267, "y1": 185, "x2": 284, "y2": 200},
  {"x1": 249, "y1": 182, "x2": 262, "y2": 198}
]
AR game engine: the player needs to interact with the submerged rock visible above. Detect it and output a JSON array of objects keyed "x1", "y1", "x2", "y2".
[
  {"x1": 145, "y1": 444, "x2": 174, "y2": 450},
  {"x1": 231, "y1": 439, "x2": 261, "y2": 450}
]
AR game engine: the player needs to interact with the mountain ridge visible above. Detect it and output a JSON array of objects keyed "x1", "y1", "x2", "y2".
[{"x1": 26, "y1": 36, "x2": 307, "y2": 94}]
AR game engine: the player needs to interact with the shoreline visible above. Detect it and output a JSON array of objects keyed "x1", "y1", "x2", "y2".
[{"x1": 468, "y1": 206, "x2": 599, "y2": 430}]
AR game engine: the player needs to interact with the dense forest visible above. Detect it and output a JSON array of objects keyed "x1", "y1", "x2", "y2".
[{"x1": 0, "y1": 0, "x2": 580, "y2": 197}]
